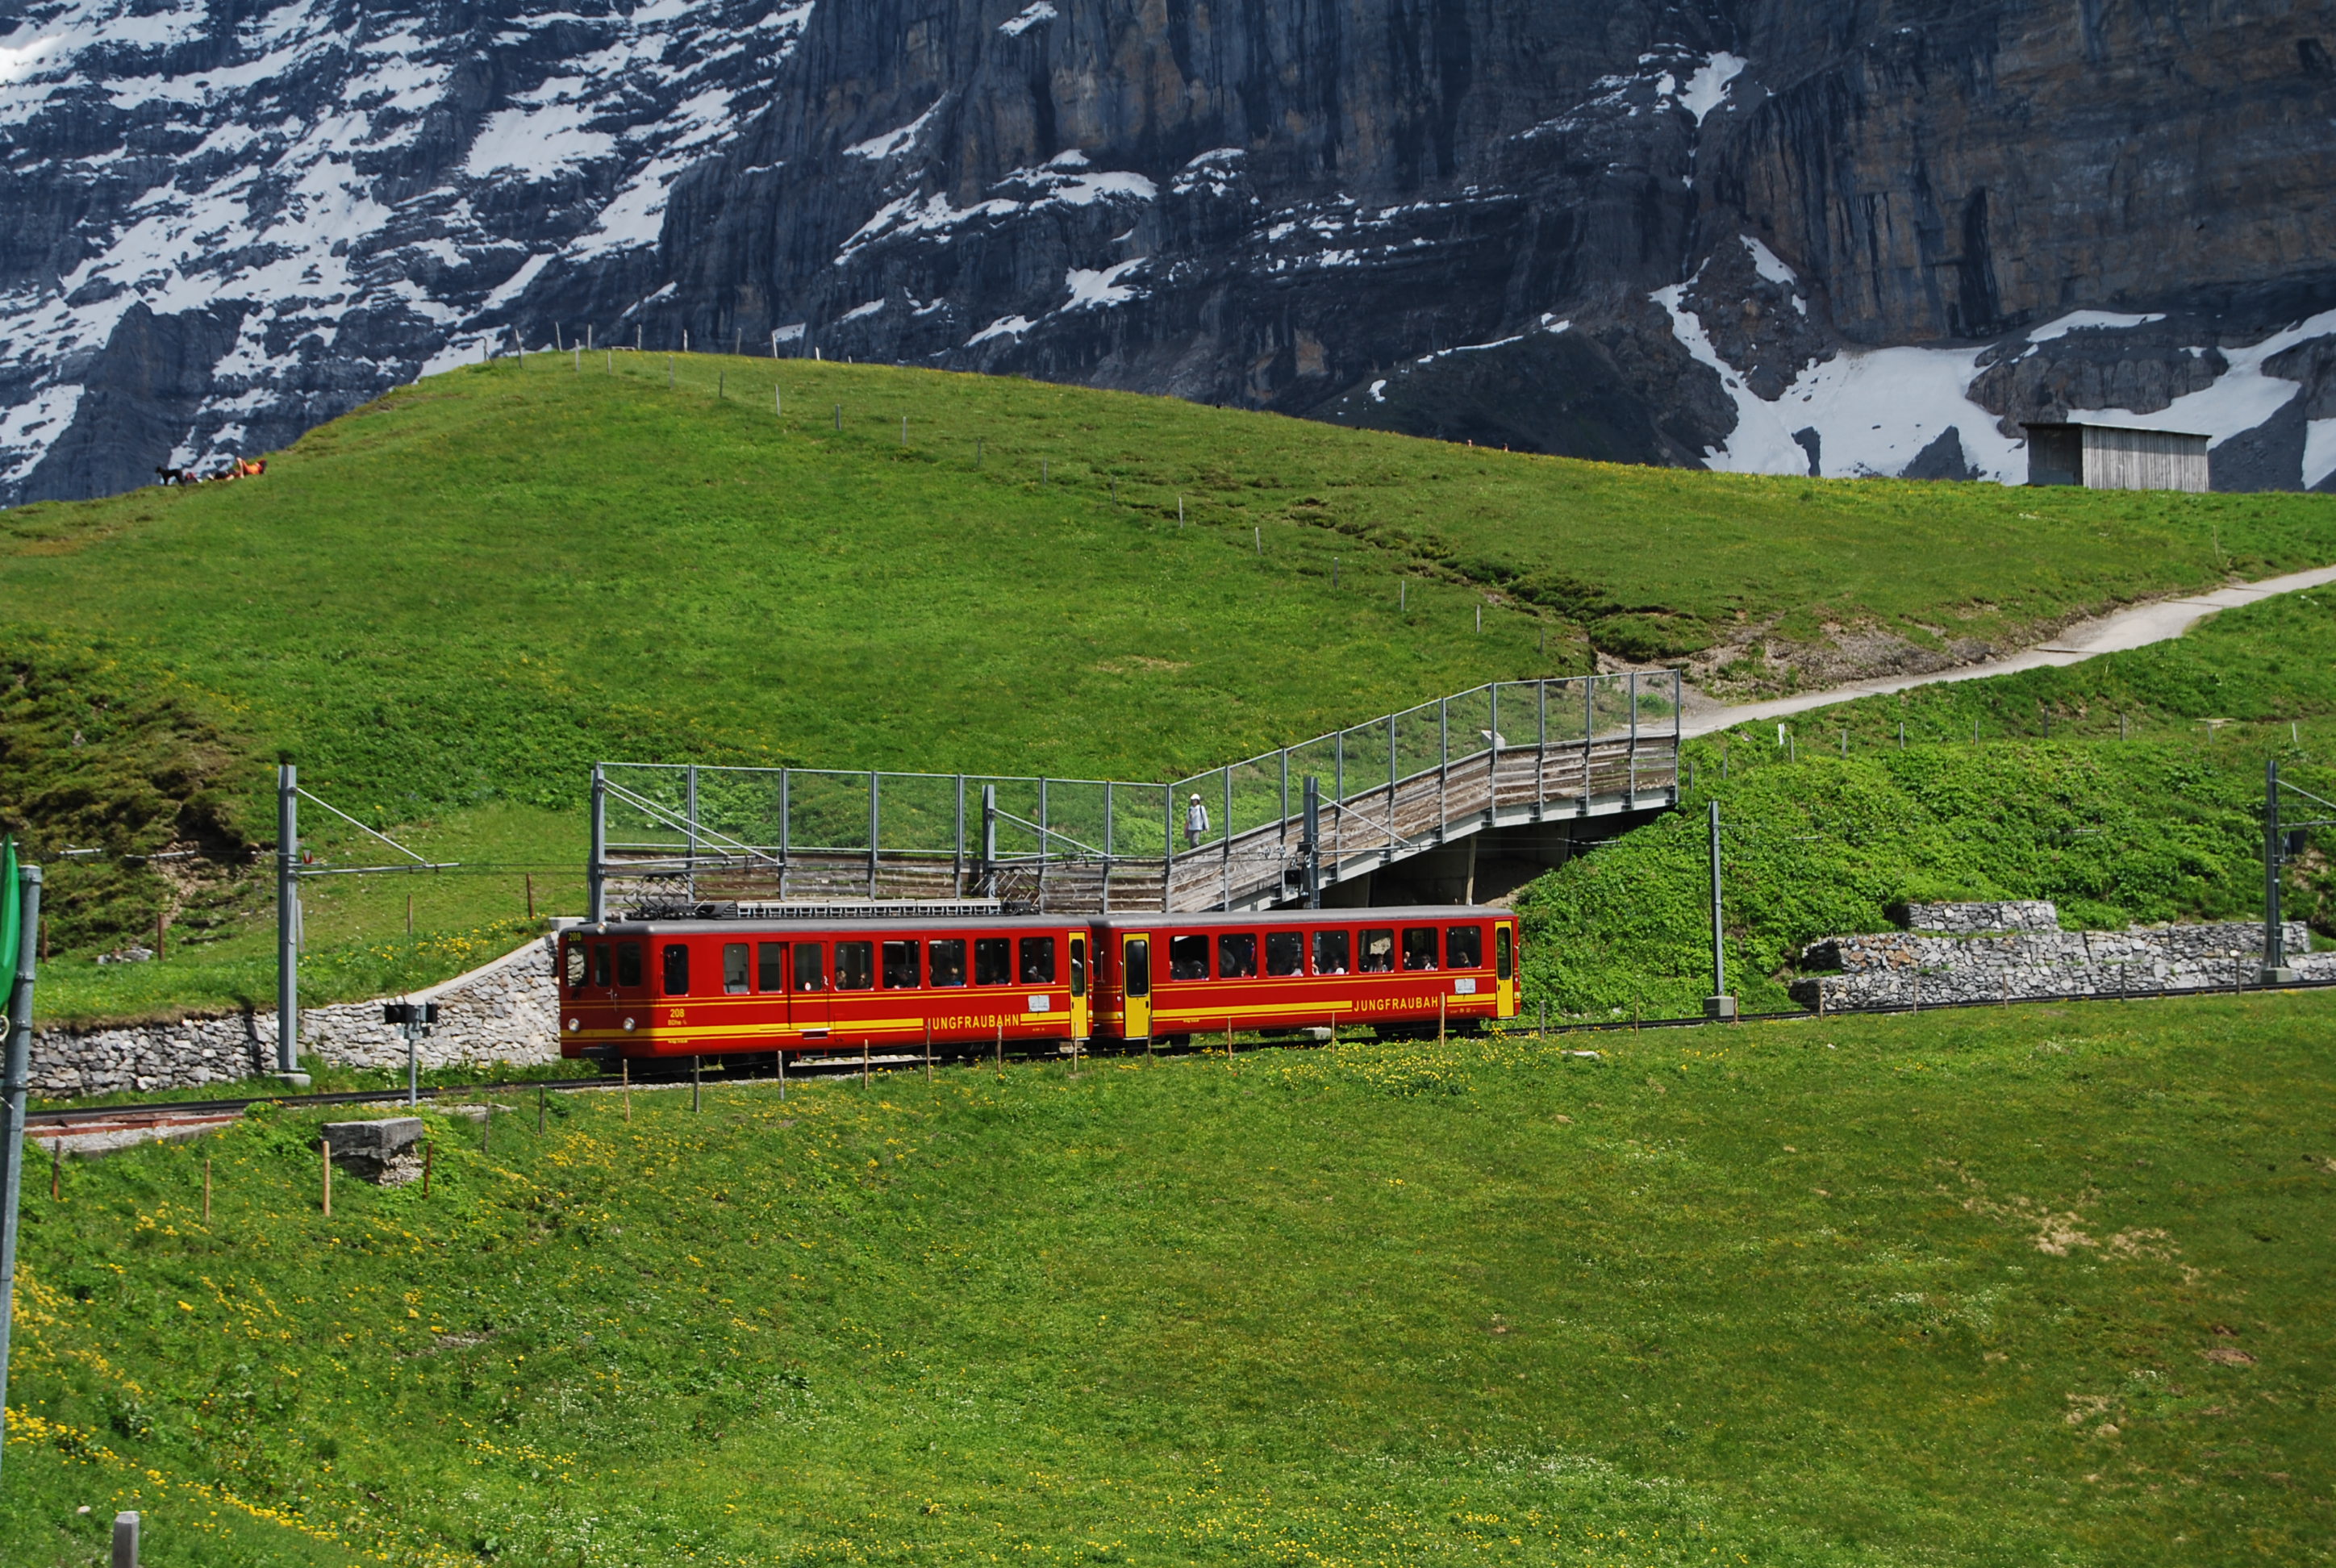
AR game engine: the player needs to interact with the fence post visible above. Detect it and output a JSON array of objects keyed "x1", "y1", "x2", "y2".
[
  {"x1": 587, "y1": 764, "x2": 607, "y2": 923},
  {"x1": 953, "y1": 775, "x2": 966, "y2": 897},
  {"x1": 1582, "y1": 678, "x2": 1594, "y2": 805},
  {"x1": 1387, "y1": 716, "x2": 1399, "y2": 855},
  {"x1": 277, "y1": 763, "x2": 301, "y2": 1076},
  {"x1": 1037, "y1": 778, "x2": 1049, "y2": 910},
  {"x1": 778, "y1": 769, "x2": 791, "y2": 900},
  {"x1": 1704, "y1": 802, "x2": 1735, "y2": 1020},
  {"x1": 686, "y1": 764, "x2": 700, "y2": 903},
  {"x1": 1162, "y1": 786, "x2": 1174, "y2": 912},
  {"x1": 1672, "y1": 671, "x2": 1683, "y2": 802},
  {"x1": 1304, "y1": 775, "x2": 1322, "y2": 908},
  {"x1": 1279, "y1": 750, "x2": 1289, "y2": 851},
  {"x1": 1221, "y1": 768, "x2": 1233, "y2": 911},
  {"x1": 2263, "y1": 757, "x2": 2295, "y2": 982},
  {"x1": 868, "y1": 772, "x2": 881, "y2": 900},
  {"x1": 981, "y1": 785, "x2": 999, "y2": 898},
  {"x1": 1438, "y1": 697, "x2": 1450, "y2": 841},
  {"x1": 1103, "y1": 782, "x2": 1115, "y2": 912},
  {"x1": 1627, "y1": 672, "x2": 1639, "y2": 803},
  {"x1": 1487, "y1": 684, "x2": 1500, "y2": 824},
  {"x1": 112, "y1": 1511, "x2": 139, "y2": 1568},
  {"x1": 1534, "y1": 680, "x2": 1548, "y2": 819}
]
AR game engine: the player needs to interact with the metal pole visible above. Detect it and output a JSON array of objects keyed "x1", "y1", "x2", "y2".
[
  {"x1": 1438, "y1": 697, "x2": 1449, "y2": 840},
  {"x1": 1221, "y1": 767, "x2": 1233, "y2": 911},
  {"x1": 277, "y1": 764, "x2": 301, "y2": 1076},
  {"x1": 1037, "y1": 778, "x2": 1049, "y2": 909},
  {"x1": 1627, "y1": 672, "x2": 1639, "y2": 803},
  {"x1": 2263, "y1": 757, "x2": 2293, "y2": 982},
  {"x1": 1535, "y1": 679, "x2": 1548, "y2": 816},
  {"x1": 0, "y1": 863, "x2": 44, "y2": 1483},
  {"x1": 869, "y1": 772, "x2": 881, "y2": 899},
  {"x1": 1279, "y1": 751, "x2": 1289, "y2": 851},
  {"x1": 981, "y1": 784, "x2": 998, "y2": 898},
  {"x1": 588, "y1": 764, "x2": 607, "y2": 923},
  {"x1": 1162, "y1": 786, "x2": 1174, "y2": 913},
  {"x1": 1673, "y1": 671, "x2": 1683, "y2": 801},
  {"x1": 1704, "y1": 802, "x2": 1733, "y2": 1020},
  {"x1": 778, "y1": 769, "x2": 791, "y2": 899},
  {"x1": 953, "y1": 775, "x2": 966, "y2": 897},
  {"x1": 686, "y1": 764, "x2": 700, "y2": 903},
  {"x1": 1103, "y1": 782, "x2": 1115, "y2": 912},
  {"x1": 1583, "y1": 677, "x2": 1595, "y2": 803},
  {"x1": 1303, "y1": 776, "x2": 1321, "y2": 908}
]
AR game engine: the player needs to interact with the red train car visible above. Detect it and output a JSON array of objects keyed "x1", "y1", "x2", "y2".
[
  {"x1": 1089, "y1": 905, "x2": 1517, "y2": 1044},
  {"x1": 557, "y1": 916, "x2": 1091, "y2": 1061}
]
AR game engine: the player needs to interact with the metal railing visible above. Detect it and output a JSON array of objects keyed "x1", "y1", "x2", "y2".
[{"x1": 586, "y1": 670, "x2": 1682, "y2": 917}]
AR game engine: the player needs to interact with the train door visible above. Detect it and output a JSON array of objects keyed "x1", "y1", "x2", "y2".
[
  {"x1": 1069, "y1": 932, "x2": 1091, "y2": 1041},
  {"x1": 790, "y1": 939, "x2": 832, "y2": 1039},
  {"x1": 1120, "y1": 932, "x2": 1152, "y2": 1040},
  {"x1": 1495, "y1": 923, "x2": 1516, "y2": 1016}
]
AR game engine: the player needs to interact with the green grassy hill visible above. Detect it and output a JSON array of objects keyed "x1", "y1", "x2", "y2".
[
  {"x1": 4, "y1": 995, "x2": 2330, "y2": 1567},
  {"x1": 5, "y1": 351, "x2": 2335, "y2": 1024}
]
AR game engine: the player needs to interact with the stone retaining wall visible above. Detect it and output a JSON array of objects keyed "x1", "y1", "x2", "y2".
[
  {"x1": 28, "y1": 935, "x2": 563, "y2": 1098},
  {"x1": 1792, "y1": 906, "x2": 2336, "y2": 1010}
]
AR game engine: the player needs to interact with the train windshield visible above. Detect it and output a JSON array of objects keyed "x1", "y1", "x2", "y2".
[{"x1": 615, "y1": 942, "x2": 642, "y2": 987}]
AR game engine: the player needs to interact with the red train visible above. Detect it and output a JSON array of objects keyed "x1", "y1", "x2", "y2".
[{"x1": 557, "y1": 905, "x2": 1517, "y2": 1061}]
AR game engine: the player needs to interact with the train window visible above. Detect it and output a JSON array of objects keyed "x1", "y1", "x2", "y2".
[
  {"x1": 1402, "y1": 927, "x2": 1439, "y2": 970},
  {"x1": 723, "y1": 943, "x2": 750, "y2": 995},
  {"x1": 974, "y1": 937, "x2": 1012, "y2": 985},
  {"x1": 1445, "y1": 925, "x2": 1483, "y2": 969},
  {"x1": 929, "y1": 938, "x2": 967, "y2": 986},
  {"x1": 757, "y1": 942, "x2": 784, "y2": 992},
  {"x1": 1020, "y1": 936, "x2": 1057, "y2": 984},
  {"x1": 1266, "y1": 930, "x2": 1304, "y2": 976},
  {"x1": 1359, "y1": 928, "x2": 1395, "y2": 973},
  {"x1": 794, "y1": 943, "x2": 826, "y2": 992},
  {"x1": 882, "y1": 940, "x2": 921, "y2": 989},
  {"x1": 1070, "y1": 936, "x2": 1087, "y2": 998},
  {"x1": 1124, "y1": 938, "x2": 1151, "y2": 996},
  {"x1": 592, "y1": 944, "x2": 611, "y2": 987},
  {"x1": 1218, "y1": 932, "x2": 1258, "y2": 978},
  {"x1": 1496, "y1": 925, "x2": 1514, "y2": 980},
  {"x1": 616, "y1": 942, "x2": 642, "y2": 987},
  {"x1": 1168, "y1": 934, "x2": 1209, "y2": 980},
  {"x1": 661, "y1": 943, "x2": 690, "y2": 995},
  {"x1": 565, "y1": 944, "x2": 586, "y2": 990},
  {"x1": 1312, "y1": 929, "x2": 1350, "y2": 975},
  {"x1": 836, "y1": 941, "x2": 874, "y2": 990}
]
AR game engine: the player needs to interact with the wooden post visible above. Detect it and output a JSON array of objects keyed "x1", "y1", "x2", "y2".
[
  {"x1": 862, "y1": 1042, "x2": 870, "y2": 1086},
  {"x1": 156, "y1": 911, "x2": 166, "y2": 961},
  {"x1": 538, "y1": 1084, "x2": 547, "y2": 1134},
  {"x1": 202, "y1": 1154, "x2": 211, "y2": 1221},
  {"x1": 692, "y1": 1056, "x2": 703, "y2": 1111},
  {"x1": 482, "y1": 1107, "x2": 490, "y2": 1155},
  {"x1": 407, "y1": 892, "x2": 414, "y2": 935},
  {"x1": 525, "y1": 874, "x2": 535, "y2": 920},
  {"x1": 321, "y1": 1137, "x2": 332, "y2": 1216},
  {"x1": 422, "y1": 1139, "x2": 433, "y2": 1198},
  {"x1": 1440, "y1": 995, "x2": 1448, "y2": 1045},
  {"x1": 51, "y1": 1139, "x2": 60, "y2": 1201},
  {"x1": 924, "y1": 1022, "x2": 933, "y2": 1083},
  {"x1": 623, "y1": 1057, "x2": 632, "y2": 1121},
  {"x1": 995, "y1": 1023, "x2": 1003, "y2": 1077},
  {"x1": 1225, "y1": 1018, "x2": 1234, "y2": 1066},
  {"x1": 778, "y1": 1050, "x2": 786, "y2": 1103}
]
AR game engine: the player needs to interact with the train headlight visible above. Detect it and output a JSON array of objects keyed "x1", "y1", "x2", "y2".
[
  {"x1": 565, "y1": 1017, "x2": 579, "y2": 1032},
  {"x1": 623, "y1": 1017, "x2": 636, "y2": 1031}
]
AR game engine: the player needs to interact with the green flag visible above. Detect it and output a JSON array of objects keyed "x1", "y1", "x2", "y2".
[{"x1": 0, "y1": 836, "x2": 17, "y2": 984}]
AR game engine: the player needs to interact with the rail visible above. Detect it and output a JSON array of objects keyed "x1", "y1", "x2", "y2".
[{"x1": 586, "y1": 670, "x2": 1683, "y2": 915}]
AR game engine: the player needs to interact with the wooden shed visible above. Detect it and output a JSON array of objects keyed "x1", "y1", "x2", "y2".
[{"x1": 2023, "y1": 421, "x2": 2209, "y2": 492}]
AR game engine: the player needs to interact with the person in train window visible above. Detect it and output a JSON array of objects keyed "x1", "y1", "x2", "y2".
[
  {"x1": 723, "y1": 943, "x2": 750, "y2": 995},
  {"x1": 1312, "y1": 929, "x2": 1350, "y2": 975},
  {"x1": 1401, "y1": 927, "x2": 1439, "y2": 970},
  {"x1": 929, "y1": 938, "x2": 967, "y2": 986},
  {"x1": 1265, "y1": 930, "x2": 1304, "y2": 976},
  {"x1": 1217, "y1": 932, "x2": 1258, "y2": 978},
  {"x1": 661, "y1": 944, "x2": 690, "y2": 995},
  {"x1": 615, "y1": 942, "x2": 643, "y2": 987},
  {"x1": 1358, "y1": 928, "x2": 1395, "y2": 973},
  {"x1": 1445, "y1": 925, "x2": 1483, "y2": 968},
  {"x1": 836, "y1": 941, "x2": 875, "y2": 990},
  {"x1": 794, "y1": 944, "x2": 826, "y2": 992},
  {"x1": 882, "y1": 940, "x2": 921, "y2": 988},
  {"x1": 1168, "y1": 932, "x2": 1210, "y2": 980},
  {"x1": 974, "y1": 936, "x2": 1012, "y2": 984},
  {"x1": 1020, "y1": 936, "x2": 1057, "y2": 984}
]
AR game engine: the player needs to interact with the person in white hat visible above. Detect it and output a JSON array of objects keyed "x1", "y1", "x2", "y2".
[{"x1": 1184, "y1": 791, "x2": 1210, "y2": 849}]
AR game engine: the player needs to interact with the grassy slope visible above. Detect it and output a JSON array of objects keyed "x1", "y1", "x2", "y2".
[
  {"x1": 6, "y1": 352, "x2": 2336, "y2": 1024},
  {"x1": 4, "y1": 995, "x2": 2330, "y2": 1567},
  {"x1": 1516, "y1": 587, "x2": 2336, "y2": 1020}
]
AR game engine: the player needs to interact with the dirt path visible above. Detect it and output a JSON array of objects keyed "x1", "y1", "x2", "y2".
[{"x1": 1679, "y1": 564, "x2": 2336, "y2": 738}]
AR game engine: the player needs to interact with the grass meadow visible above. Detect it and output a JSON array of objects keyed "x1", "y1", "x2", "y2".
[{"x1": 2, "y1": 991, "x2": 2330, "y2": 1567}]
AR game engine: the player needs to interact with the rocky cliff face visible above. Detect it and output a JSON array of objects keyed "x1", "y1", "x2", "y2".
[{"x1": 2, "y1": 0, "x2": 2333, "y2": 505}]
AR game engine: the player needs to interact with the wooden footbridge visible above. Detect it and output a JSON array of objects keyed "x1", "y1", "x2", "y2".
[{"x1": 586, "y1": 671, "x2": 1682, "y2": 918}]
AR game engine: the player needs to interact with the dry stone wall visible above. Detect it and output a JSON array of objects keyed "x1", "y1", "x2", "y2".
[
  {"x1": 27, "y1": 934, "x2": 565, "y2": 1099},
  {"x1": 1792, "y1": 906, "x2": 2336, "y2": 1011}
]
